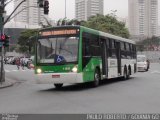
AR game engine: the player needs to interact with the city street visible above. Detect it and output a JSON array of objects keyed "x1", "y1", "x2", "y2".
[{"x1": 0, "y1": 63, "x2": 160, "y2": 113}]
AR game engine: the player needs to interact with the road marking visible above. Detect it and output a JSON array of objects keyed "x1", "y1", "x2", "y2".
[
  {"x1": 5, "y1": 70, "x2": 10, "y2": 72},
  {"x1": 5, "y1": 69, "x2": 34, "y2": 73},
  {"x1": 151, "y1": 71, "x2": 160, "y2": 74}
]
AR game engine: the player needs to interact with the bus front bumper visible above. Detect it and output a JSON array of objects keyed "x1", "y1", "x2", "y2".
[{"x1": 35, "y1": 73, "x2": 83, "y2": 84}]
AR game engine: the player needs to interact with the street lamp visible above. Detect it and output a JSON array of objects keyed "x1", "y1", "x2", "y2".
[{"x1": 65, "y1": 0, "x2": 66, "y2": 18}]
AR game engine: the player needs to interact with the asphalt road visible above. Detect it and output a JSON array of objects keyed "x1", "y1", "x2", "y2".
[{"x1": 0, "y1": 63, "x2": 160, "y2": 113}]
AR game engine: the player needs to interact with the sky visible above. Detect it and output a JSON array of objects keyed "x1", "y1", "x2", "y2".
[
  {"x1": 5, "y1": 0, "x2": 160, "y2": 24},
  {"x1": 48, "y1": 0, "x2": 128, "y2": 20}
]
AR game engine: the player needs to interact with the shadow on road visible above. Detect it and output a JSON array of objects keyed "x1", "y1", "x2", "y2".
[{"x1": 39, "y1": 77, "x2": 135, "y2": 92}]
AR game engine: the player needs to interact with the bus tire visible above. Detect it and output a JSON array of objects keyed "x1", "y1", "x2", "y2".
[
  {"x1": 134, "y1": 64, "x2": 137, "y2": 73},
  {"x1": 123, "y1": 67, "x2": 128, "y2": 80},
  {"x1": 127, "y1": 68, "x2": 130, "y2": 79},
  {"x1": 54, "y1": 83, "x2": 63, "y2": 89},
  {"x1": 92, "y1": 69, "x2": 100, "y2": 87}
]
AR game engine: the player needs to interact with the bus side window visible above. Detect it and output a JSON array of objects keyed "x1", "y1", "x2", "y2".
[
  {"x1": 121, "y1": 42, "x2": 126, "y2": 58},
  {"x1": 108, "y1": 39, "x2": 116, "y2": 58},
  {"x1": 133, "y1": 45, "x2": 136, "y2": 59},
  {"x1": 108, "y1": 39, "x2": 112, "y2": 57},
  {"x1": 126, "y1": 43, "x2": 131, "y2": 59},
  {"x1": 82, "y1": 37, "x2": 90, "y2": 56},
  {"x1": 90, "y1": 35, "x2": 100, "y2": 57},
  {"x1": 83, "y1": 32, "x2": 100, "y2": 57},
  {"x1": 111, "y1": 40, "x2": 117, "y2": 58}
]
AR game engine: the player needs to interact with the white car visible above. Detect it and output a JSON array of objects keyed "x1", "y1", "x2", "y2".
[
  {"x1": 21, "y1": 57, "x2": 31, "y2": 66},
  {"x1": 137, "y1": 55, "x2": 149, "y2": 72}
]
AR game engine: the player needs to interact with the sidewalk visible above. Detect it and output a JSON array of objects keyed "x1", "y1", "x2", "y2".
[{"x1": 0, "y1": 78, "x2": 15, "y2": 89}]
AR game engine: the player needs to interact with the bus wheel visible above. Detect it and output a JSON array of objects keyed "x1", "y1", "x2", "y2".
[
  {"x1": 54, "y1": 84, "x2": 63, "y2": 89},
  {"x1": 127, "y1": 69, "x2": 130, "y2": 79},
  {"x1": 123, "y1": 68, "x2": 128, "y2": 80},
  {"x1": 92, "y1": 69, "x2": 100, "y2": 87}
]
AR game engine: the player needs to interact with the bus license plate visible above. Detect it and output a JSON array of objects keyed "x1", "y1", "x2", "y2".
[{"x1": 52, "y1": 75, "x2": 60, "y2": 78}]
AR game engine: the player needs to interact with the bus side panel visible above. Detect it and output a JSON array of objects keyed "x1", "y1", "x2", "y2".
[
  {"x1": 80, "y1": 27, "x2": 102, "y2": 83},
  {"x1": 107, "y1": 58, "x2": 118, "y2": 78},
  {"x1": 82, "y1": 57, "x2": 102, "y2": 82}
]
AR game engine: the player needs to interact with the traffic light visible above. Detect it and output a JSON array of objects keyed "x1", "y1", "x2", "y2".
[
  {"x1": 3, "y1": 34, "x2": 10, "y2": 47},
  {"x1": 38, "y1": 0, "x2": 44, "y2": 8},
  {"x1": 0, "y1": 34, "x2": 10, "y2": 47},
  {"x1": 0, "y1": 34, "x2": 5, "y2": 47},
  {"x1": 44, "y1": 0, "x2": 49, "y2": 15}
]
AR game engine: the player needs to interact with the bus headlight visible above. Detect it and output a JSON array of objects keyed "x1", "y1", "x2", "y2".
[
  {"x1": 37, "y1": 68, "x2": 42, "y2": 74},
  {"x1": 72, "y1": 66, "x2": 78, "y2": 73}
]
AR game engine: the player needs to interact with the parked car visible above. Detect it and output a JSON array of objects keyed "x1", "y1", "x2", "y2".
[
  {"x1": 6, "y1": 56, "x2": 14, "y2": 64},
  {"x1": 137, "y1": 55, "x2": 150, "y2": 72},
  {"x1": 30, "y1": 56, "x2": 34, "y2": 62},
  {"x1": 10, "y1": 57, "x2": 17, "y2": 65},
  {"x1": 20, "y1": 57, "x2": 32, "y2": 66}
]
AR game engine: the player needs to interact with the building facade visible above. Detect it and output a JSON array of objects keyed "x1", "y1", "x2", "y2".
[
  {"x1": 14, "y1": 0, "x2": 47, "y2": 27},
  {"x1": 75, "y1": 0, "x2": 103, "y2": 21},
  {"x1": 128, "y1": 0, "x2": 158, "y2": 40}
]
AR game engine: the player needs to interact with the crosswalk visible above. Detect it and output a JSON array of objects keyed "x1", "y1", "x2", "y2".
[{"x1": 5, "y1": 69, "x2": 34, "y2": 73}]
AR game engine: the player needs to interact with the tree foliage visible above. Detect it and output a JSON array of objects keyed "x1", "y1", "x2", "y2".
[
  {"x1": 17, "y1": 29, "x2": 38, "y2": 54},
  {"x1": 57, "y1": 18, "x2": 81, "y2": 26},
  {"x1": 57, "y1": 14, "x2": 129, "y2": 38},
  {"x1": 81, "y1": 14, "x2": 130, "y2": 38},
  {"x1": 136, "y1": 36, "x2": 160, "y2": 51}
]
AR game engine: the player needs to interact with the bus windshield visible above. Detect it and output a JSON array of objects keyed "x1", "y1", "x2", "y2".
[{"x1": 37, "y1": 37, "x2": 79, "y2": 64}]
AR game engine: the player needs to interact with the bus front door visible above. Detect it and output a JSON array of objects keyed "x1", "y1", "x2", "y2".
[{"x1": 100, "y1": 39, "x2": 108, "y2": 78}]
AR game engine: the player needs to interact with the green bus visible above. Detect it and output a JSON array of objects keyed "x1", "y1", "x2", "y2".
[{"x1": 35, "y1": 26, "x2": 136, "y2": 88}]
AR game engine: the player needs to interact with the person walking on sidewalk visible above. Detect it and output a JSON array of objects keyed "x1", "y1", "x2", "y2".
[
  {"x1": 16, "y1": 57, "x2": 20, "y2": 70},
  {"x1": 20, "y1": 58, "x2": 25, "y2": 70}
]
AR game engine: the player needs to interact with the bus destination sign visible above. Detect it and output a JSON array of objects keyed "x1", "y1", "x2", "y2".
[{"x1": 39, "y1": 29, "x2": 79, "y2": 36}]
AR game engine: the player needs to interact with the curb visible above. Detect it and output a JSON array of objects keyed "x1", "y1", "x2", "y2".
[{"x1": 0, "y1": 78, "x2": 16, "y2": 89}]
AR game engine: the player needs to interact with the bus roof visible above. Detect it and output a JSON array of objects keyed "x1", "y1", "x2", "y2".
[{"x1": 80, "y1": 26, "x2": 135, "y2": 44}]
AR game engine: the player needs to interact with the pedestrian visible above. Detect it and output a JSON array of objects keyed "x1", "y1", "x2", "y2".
[
  {"x1": 16, "y1": 57, "x2": 20, "y2": 70},
  {"x1": 20, "y1": 58, "x2": 25, "y2": 70},
  {"x1": 146, "y1": 59, "x2": 150, "y2": 70}
]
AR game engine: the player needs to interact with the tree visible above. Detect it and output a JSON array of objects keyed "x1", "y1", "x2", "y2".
[
  {"x1": 57, "y1": 18, "x2": 82, "y2": 26},
  {"x1": 81, "y1": 14, "x2": 130, "y2": 38},
  {"x1": 17, "y1": 29, "x2": 38, "y2": 54},
  {"x1": 56, "y1": 14, "x2": 129, "y2": 38},
  {"x1": 136, "y1": 36, "x2": 160, "y2": 51}
]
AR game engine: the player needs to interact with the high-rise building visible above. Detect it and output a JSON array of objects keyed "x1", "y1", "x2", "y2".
[
  {"x1": 14, "y1": 0, "x2": 47, "y2": 27},
  {"x1": 128, "y1": 0, "x2": 158, "y2": 39},
  {"x1": 75, "y1": 0, "x2": 103, "y2": 21}
]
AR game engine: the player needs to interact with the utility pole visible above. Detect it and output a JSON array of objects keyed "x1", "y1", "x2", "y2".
[
  {"x1": 0, "y1": 0, "x2": 5, "y2": 83},
  {"x1": 0, "y1": 0, "x2": 26, "y2": 83},
  {"x1": 64, "y1": 0, "x2": 67, "y2": 25},
  {"x1": 65, "y1": 0, "x2": 66, "y2": 18}
]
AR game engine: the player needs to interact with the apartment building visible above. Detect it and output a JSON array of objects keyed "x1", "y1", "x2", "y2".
[
  {"x1": 14, "y1": 0, "x2": 47, "y2": 27},
  {"x1": 128, "y1": 0, "x2": 158, "y2": 39},
  {"x1": 75, "y1": 0, "x2": 103, "y2": 21}
]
